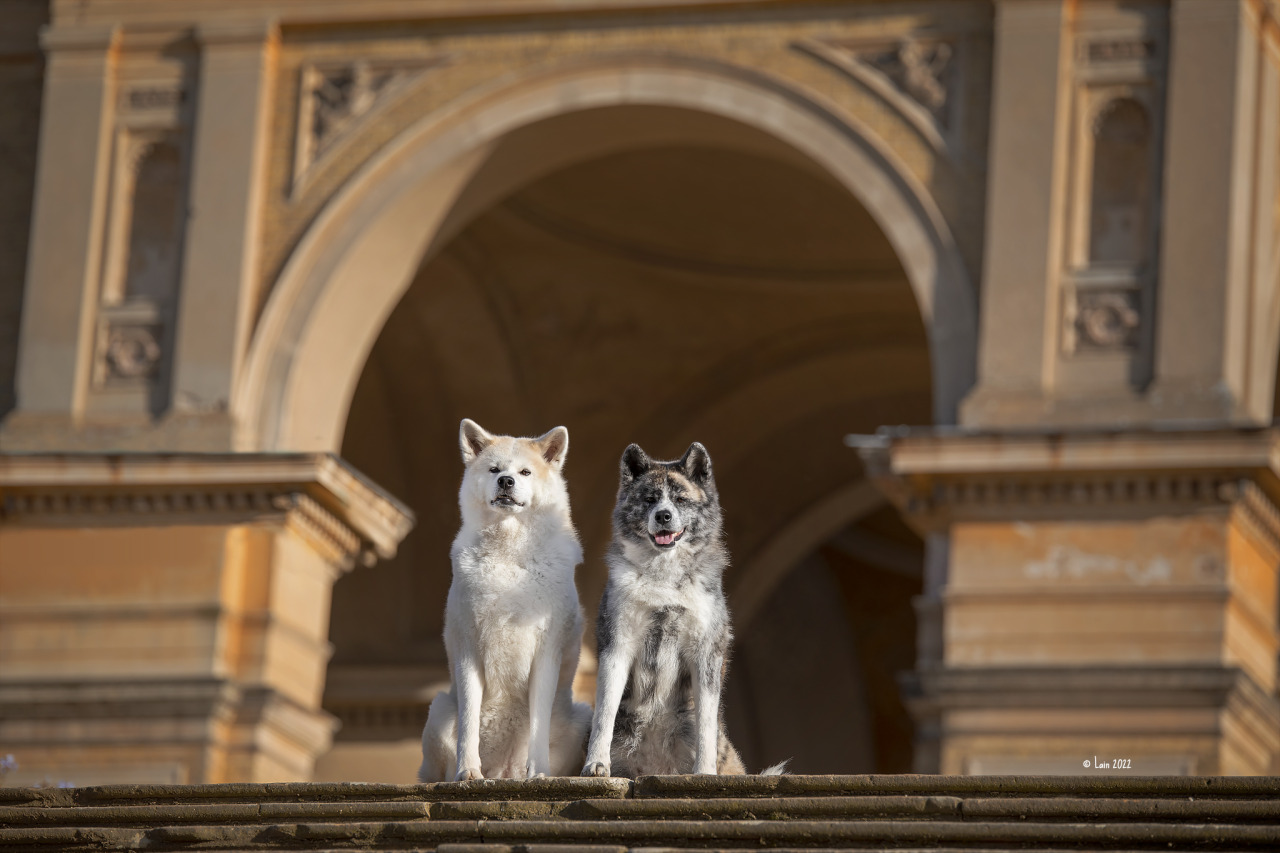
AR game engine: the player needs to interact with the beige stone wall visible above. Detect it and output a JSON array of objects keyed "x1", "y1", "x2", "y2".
[{"x1": 947, "y1": 518, "x2": 1234, "y2": 668}]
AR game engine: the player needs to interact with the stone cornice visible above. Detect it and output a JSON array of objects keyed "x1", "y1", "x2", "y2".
[
  {"x1": 854, "y1": 427, "x2": 1280, "y2": 545},
  {"x1": 51, "y1": 0, "x2": 853, "y2": 29},
  {"x1": 39, "y1": 24, "x2": 121, "y2": 54},
  {"x1": 0, "y1": 452, "x2": 414, "y2": 572}
]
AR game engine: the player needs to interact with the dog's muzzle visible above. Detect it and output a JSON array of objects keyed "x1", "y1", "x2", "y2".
[{"x1": 491, "y1": 494, "x2": 525, "y2": 508}]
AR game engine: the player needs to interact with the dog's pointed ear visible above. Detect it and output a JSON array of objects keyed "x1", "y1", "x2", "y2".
[
  {"x1": 620, "y1": 444, "x2": 652, "y2": 482},
  {"x1": 459, "y1": 419, "x2": 494, "y2": 464},
  {"x1": 676, "y1": 442, "x2": 713, "y2": 484},
  {"x1": 536, "y1": 426, "x2": 569, "y2": 470}
]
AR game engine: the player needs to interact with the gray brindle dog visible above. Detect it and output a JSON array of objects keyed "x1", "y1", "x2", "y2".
[{"x1": 583, "y1": 442, "x2": 784, "y2": 777}]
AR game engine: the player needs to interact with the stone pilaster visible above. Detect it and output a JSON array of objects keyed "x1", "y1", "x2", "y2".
[
  {"x1": 1147, "y1": 0, "x2": 1256, "y2": 421},
  {"x1": 863, "y1": 427, "x2": 1280, "y2": 775},
  {"x1": 962, "y1": 1, "x2": 1182, "y2": 428},
  {"x1": 959, "y1": 0, "x2": 1070, "y2": 426},
  {"x1": 0, "y1": 453, "x2": 413, "y2": 784},
  {"x1": 7, "y1": 25, "x2": 120, "y2": 428},
  {"x1": 169, "y1": 20, "x2": 278, "y2": 441}
]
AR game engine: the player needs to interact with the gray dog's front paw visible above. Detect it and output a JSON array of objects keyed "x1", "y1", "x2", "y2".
[{"x1": 581, "y1": 761, "x2": 610, "y2": 777}]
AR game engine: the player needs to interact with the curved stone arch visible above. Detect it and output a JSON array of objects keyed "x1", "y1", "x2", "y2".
[{"x1": 235, "y1": 52, "x2": 978, "y2": 452}]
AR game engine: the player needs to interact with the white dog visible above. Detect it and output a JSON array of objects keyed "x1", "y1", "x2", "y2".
[{"x1": 418, "y1": 419, "x2": 592, "y2": 781}]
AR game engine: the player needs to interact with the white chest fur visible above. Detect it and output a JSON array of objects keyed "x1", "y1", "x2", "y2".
[{"x1": 447, "y1": 518, "x2": 579, "y2": 704}]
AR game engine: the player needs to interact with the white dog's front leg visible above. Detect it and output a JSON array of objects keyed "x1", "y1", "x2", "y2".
[
  {"x1": 454, "y1": 652, "x2": 484, "y2": 781},
  {"x1": 691, "y1": 653, "x2": 723, "y2": 775},
  {"x1": 525, "y1": 639, "x2": 560, "y2": 778},
  {"x1": 582, "y1": 640, "x2": 632, "y2": 777}
]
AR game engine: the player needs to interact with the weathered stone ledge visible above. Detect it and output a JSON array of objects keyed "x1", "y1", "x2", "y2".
[
  {"x1": 2, "y1": 775, "x2": 1278, "y2": 851},
  {"x1": 4, "y1": 774, "x2": 1280, "y2": 807}
]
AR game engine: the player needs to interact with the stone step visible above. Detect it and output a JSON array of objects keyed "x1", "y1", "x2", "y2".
[
  {"x1": 2, "y1": 817, "x2": 1279, "y2": 850},
  {"x1": 4, "y1": 795, "x2": 1279, "y2": 825},
  {"x1": 0, "y1": 775, "x2": 1276, "y2": 851},
  {"x1": 2, "y1": 774, "x2": 1275, "y2": 806}
]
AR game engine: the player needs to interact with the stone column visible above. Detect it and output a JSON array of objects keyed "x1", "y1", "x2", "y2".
[
  {"x1": 5, "y1": 25, "x2": 119, "y2": 432},
  {"x1": 1153, "y1": 0, "x2": 1264, "y2": 422},
  {"x1": 958, "y1": 0, "x2": 1069, "y2": 426},
  {"x1": 0, "y1": 453, "x2": 413, "y2": 785},
  {"x1": 169, "y1": 20, "x2": 277, "y2": 443},
  {"x1": 866, "y1": 428, "x2": 1280, "y2": 775}
]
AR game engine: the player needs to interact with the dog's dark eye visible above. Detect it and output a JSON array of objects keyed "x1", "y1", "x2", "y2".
[
  {"x1": 520, "y1": 469, "x2": 532, "y2": 477},
  {"x1": 675, "y1": 496, "x2": 687, "y2": 505},
  {"x1": 645, "y1": 494, "x2": 658, "y2": 504},
  {"x1": 489, "y1": 466, "x2": 500, "y2": 474}
]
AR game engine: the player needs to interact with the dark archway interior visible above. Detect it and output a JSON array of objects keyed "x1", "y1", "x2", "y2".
[{"x1": 326, "y1": 140, "x2": 929, "y2": 778}]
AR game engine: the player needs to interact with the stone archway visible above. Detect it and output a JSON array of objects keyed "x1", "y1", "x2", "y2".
[
  {"x1": 234, "y1": 54, "x2": 977, "y2": 455},
  {"x1": 240, "y1": 53, "x2": 970, "y2": 781}
]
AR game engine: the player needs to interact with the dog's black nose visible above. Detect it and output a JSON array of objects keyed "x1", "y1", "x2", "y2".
[
  {"x1": 655, "y1": 509, "x2": 672, "y2": 525},
  {"x1": 497, "y1": 475, "x2": 515, "y2": 490}
]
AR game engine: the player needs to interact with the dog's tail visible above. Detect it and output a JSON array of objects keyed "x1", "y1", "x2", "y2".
[{"x1": 759, "y1": 759, "x2": 790, "y2": 776}]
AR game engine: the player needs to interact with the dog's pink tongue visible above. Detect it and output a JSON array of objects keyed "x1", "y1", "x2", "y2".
[{"x1": 655, "y1": 532, "x2": 674, "y2": 545}]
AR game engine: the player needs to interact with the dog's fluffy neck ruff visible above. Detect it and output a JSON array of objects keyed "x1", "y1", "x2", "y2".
[
  {"x1": 614, "y1": 537, "x2": 724, "y2": 590},
  {"x1": 462, "y1": 504, "x2": 570, "y2": 542}
]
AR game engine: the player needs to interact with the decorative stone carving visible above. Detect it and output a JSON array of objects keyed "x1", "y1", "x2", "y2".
[
  {"x1": 103, "y1": 323, "x2": 162, "y2": 380},
  {"x1": 792, "y1": 35, "x2": 959, "y2": 156},
  {"x1": 309, "y1": 62, "x2": 403, "y2": 155},
  {"x1": 121, "y1": 86, "x2": 186, "y2": 114},
  {"x1": 862, "y1": 38, "x2": 954, "y2": 126},
  {"x1": 292, "y1": 58, "x2": 445, "y2": 194},
  {"x1": 1073, "y1": 290, "x2": 1140, "y2": 350},
  {"x1": 1079, "y1": 39, "x2": 1156, "y2": 64}
]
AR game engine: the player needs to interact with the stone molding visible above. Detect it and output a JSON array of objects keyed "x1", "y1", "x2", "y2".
[
  {"x1": 0, "y1": 677, "x2": 338, "y2": 782},
  {"x1": 856, "y1": 427, "x2": 1280, "y2": 539},
  {"x1": 48, "y1": 1, "x2": 834, "y2": 29},
  {"x1": 901, "y1": 663, "x2": 1280, "y2": 774},
  {"x1": 0, "y1": 453, "x2": 414, "y2": 572},
  {"x1": 39, "y1": 24, "x2": 121, "y2": 55},
  {"x1": 902, "y1": 663, "x2": 1278, "y2": 713},
  {"x1": 901, "y1": 660, "x2": 1280, "y2": 773},
  {"x1": 194, "y1": 19, "x2": 279, "y2": 48}
]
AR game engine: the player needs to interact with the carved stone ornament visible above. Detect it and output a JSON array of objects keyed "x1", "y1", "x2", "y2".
[
  {"x1": 104, "y1": 324, "x2": 162, "y2": 380},
  {"x1": 1075, "y1": 290, "x2": 1140, "y2": 350},
  {"x1": 1079, "y1": 39, "x2": 1156, "y2": 65},
  {"x1": 309, "y1": 62, "x2": 403, "y2": 156},
  {"x1": 861, "y1": 37, "x2": 954, "y2": 126},
  {"x1": 121, "y1": 86, "x2": 186, "y2": 113},
  {"x1": 293, "y1": 57, "x2": 445, "y2": 194},
  {"x1": 792, "y1": 35, "x2": 959, "y2": 155}
]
